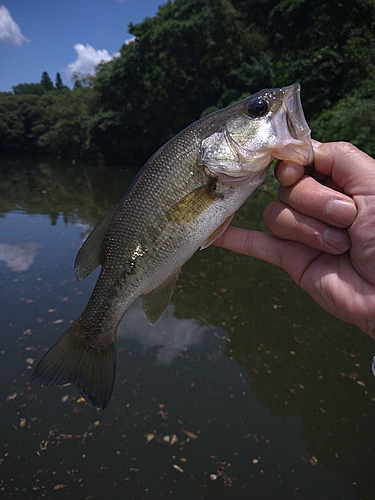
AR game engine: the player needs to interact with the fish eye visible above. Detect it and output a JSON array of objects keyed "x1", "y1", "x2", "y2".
[{"x1": 247, "y1": 98, "x2": 268, "y2": 118}]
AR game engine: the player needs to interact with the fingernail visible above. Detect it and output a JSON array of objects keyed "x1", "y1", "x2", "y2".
[
  {"x1": 325, "y1": 199, "x2": 357, "y2": 225},
  {"x1": 322, "y1": 227, "x2": 351, "y2": 252}
]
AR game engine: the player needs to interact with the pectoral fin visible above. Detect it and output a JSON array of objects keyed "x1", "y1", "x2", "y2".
[
  {"x1": 167, "y1": 185, "x2": 218, "y2": 225},
  {"x1": 75, "y1": 209, "x2": 115, "y2": 281},
  {"x1": 200, "y1": 213, "x2": 235, "y2": 249},
  {"x1": 142, "y1": 271, "x2": 180, "y2": 325}
]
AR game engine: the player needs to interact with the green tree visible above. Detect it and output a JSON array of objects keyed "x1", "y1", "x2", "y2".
[
  {"x1": 268, "y1": 0, "x2": 375, "y2": 118},
  {"x1": 266, "y1": 0, "x2": 375, "y2": 156},
  {"x1": 91, "y1": 0, "x2": 375, "y2": 163},
  {"x1": 55, "y1": 72, "x2": 65, "y2": 90},
  {"x1": 0, "y1": 93, "x2": 42, "y2": 153},
  {"x1": 0, "y1": 93, "x2": 24, "y2": 152},
  {"x1": 72, "y1": 72, "x2": 94, "y2": 88},
  {"x1": 34, "y1": 87, "x2": 95, "y2": 157},
  {"x1": 311, "y1": 76, "x2": 375, "y2": 155},
  {"x1": 1, "y1": 0, "x2": 374, "y2": 159},
  {"x1": 73, "y1": 79, "x2": 83, "y2": 89},
  {"x1": 40, "y1": 71, "x2": 55, "y2": 92},
  {"x1": 91, "y1": 0, "x2": 271, "y2": 164},
  {"x1": 12, "y1": 82, "x2": 46, "y2": 96}
]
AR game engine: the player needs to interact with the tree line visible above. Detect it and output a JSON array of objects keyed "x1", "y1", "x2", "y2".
[{"x1": 1, "y1": 0, "x2": 374, "y2": 164}]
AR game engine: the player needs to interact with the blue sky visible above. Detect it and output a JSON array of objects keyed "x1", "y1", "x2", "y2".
[{"x1": 0, "y1": 0, "x2": 165, "y2": 92}]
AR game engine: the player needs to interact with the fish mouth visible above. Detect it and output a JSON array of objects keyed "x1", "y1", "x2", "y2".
[
  {"x1": 272, "y1": 83, "x2": 314, "y2": 166},
  {"x1": 283, "y1": 83, "x2": 310, "y2": 140}
]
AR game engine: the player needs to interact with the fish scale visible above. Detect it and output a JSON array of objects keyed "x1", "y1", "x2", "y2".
[{"x1": 32, "y1": 83, "x2": 313, "y2": 409}]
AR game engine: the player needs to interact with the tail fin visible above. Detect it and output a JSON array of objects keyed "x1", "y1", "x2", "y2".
[{"x1": 32, "y1": 322, "x2": 116, "y2": 409}]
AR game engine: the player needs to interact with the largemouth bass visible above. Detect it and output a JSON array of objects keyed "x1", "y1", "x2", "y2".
[{"x1": 32, "y1": 83, "x2": 313, "y2": 408}]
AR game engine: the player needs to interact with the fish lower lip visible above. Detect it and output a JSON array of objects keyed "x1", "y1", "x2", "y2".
[
  {"x1": 282, "y1": 83, "x2": 311, "y2": 141},
  {"x1": 282, "y1": 82, "x2": 301, "y2": 98}
]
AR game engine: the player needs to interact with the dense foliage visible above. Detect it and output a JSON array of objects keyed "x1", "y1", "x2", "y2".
[{"x1": 1, "y1": 0, "x2": 374, "y2": 163}]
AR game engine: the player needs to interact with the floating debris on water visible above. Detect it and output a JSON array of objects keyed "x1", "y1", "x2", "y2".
[{"x1": 172, "y1": 464, "x2": 184, "y2": 473}]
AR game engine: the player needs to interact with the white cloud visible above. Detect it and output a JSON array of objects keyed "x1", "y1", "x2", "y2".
[
  {"x1": 0, "y1": 242, "x2": 38, "y2": 271},
  {"x1": 118, "y1": 298, "x2": 206, "y2": 365},
  {"x1": 64, "y1": 43, "x2": 120, "y2": 80},
  {"x1": 0, "y1": 5, "x2": 28, "y2": 46}
]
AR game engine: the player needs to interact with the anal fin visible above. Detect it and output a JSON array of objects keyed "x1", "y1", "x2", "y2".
[{"x1": 142, "y1": 271, "x2": 180, "y2": 325}]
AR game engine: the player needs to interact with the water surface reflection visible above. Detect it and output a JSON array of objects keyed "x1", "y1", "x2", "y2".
[
  {"x1": 0, "y1": 241, "x2": 38, "y2": 271},
  {"x1": 0, "y1": 156, "x2": 374, "y2": 499},
  {"x1": 118, "y1": 299, "x2": 206, "y2": 365}
]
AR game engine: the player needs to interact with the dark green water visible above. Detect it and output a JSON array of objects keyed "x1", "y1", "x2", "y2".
[{"x1": 0, "y1": 156, "x2": 374, "y2": 499}]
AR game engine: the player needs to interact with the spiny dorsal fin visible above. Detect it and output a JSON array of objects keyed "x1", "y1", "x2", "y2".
[
  {"x1": 167, "y1": 185, "x2": 218, "y2": 225},
  {"x1": 75, "y1": 209, "x2": 115, "y2": 281},
  {"x1": 142, "y1": 271, "x2": 180, "y2": 325}
]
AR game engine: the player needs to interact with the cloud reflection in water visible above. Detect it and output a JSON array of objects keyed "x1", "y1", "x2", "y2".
[
  {"x1": 117, "y1": 298, "x2": 206, "y2": 365},
  {"x1": 0, "y1": 241, "x2": 39, "y2": 271}
]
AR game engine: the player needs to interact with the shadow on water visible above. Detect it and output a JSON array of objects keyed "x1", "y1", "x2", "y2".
[{"x1": 0, "y1": 156, "x2": 374, "y2": 499}]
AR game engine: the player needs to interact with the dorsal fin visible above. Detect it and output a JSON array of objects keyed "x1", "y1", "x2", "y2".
[
  {"x1": 142, "y1": 271, "x2": 180, "y2": 325},
  {"x1": 74, "y1": 209, "x2": 115, "y2": 281}
]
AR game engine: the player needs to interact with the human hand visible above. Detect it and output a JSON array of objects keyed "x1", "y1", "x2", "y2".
[{"x1": 214, "y1": 141, "x2": 375, "y2": 340}]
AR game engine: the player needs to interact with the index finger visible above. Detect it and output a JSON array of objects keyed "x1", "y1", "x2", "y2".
[
  {"x1": 274, "y1": 160, "x2": 305, "y2": 187},
  {"x1": 274, "y1": 139, "x2": 322, "y2": 187}
]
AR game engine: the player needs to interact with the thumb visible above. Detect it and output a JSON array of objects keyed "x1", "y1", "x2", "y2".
[{"x1": 313, "y1": 141, "x2": 375, "y2": 196}]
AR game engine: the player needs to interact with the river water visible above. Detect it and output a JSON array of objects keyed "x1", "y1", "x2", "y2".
[{"x1": 0, "y1": 156, "x2": 374, "y2": 499}]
